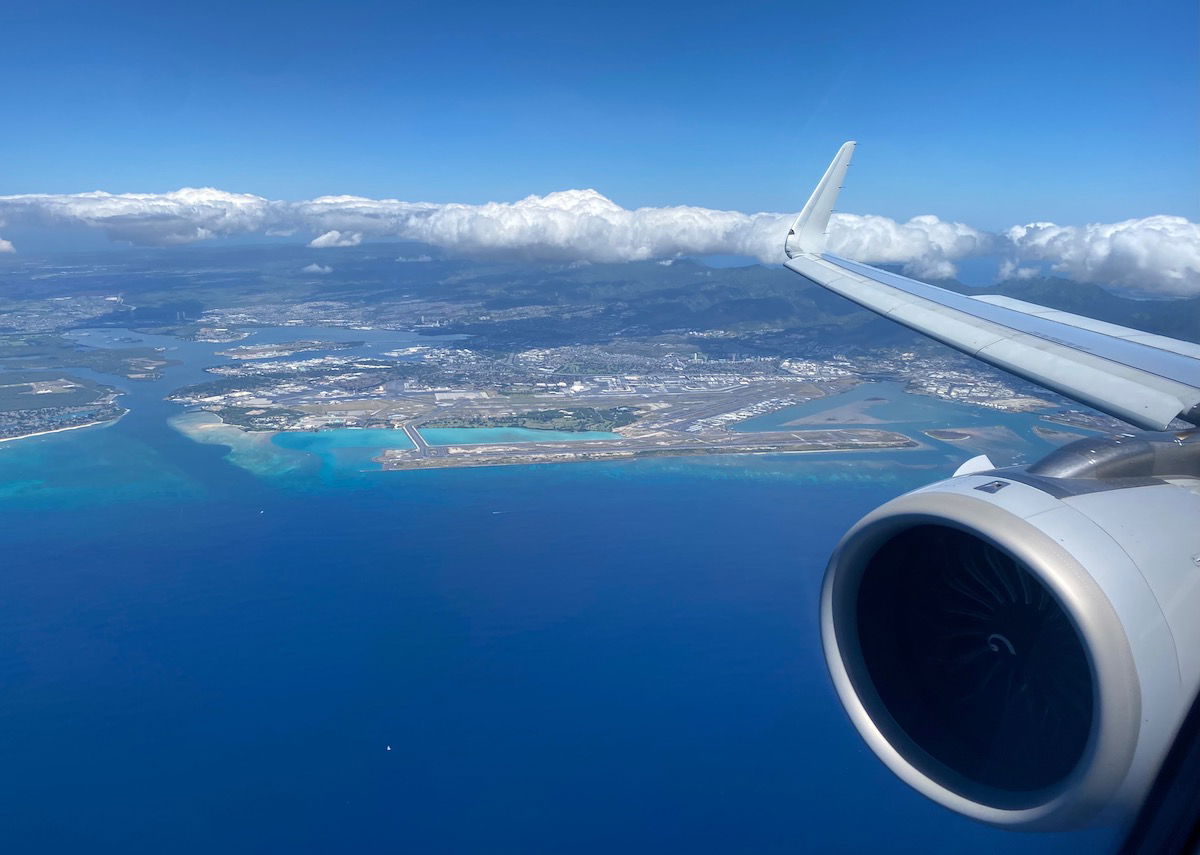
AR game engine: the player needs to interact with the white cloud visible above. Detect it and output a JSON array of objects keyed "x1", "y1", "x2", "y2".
[
  {"x1": 828, "y1": 214, "x2": 994, "y2": 280},
  {"x1": 302, "y1": 263, "x2": 332, "y2": 274},
  {"x1": 0, "y1": 238, "x2": 14, "y2": 254},
  {"x1": 287, "y1": 189, "x2": 990, "y2": 277},
  {"x1": 396, "y1": 254, "x2": 433, "y2": 262},
  {"x1": 0, "y1": 185, "x2": 1194, "y2": 293},
  {"x1": 0, "y1": 187, "x2": 271, "y2": 245},
  {"x1": 1005, "y1": 215, "x2": 1200, "y2": 296},
  {"x1": 308, "y1": 229, "x2": 362, "y2": 248},
  {"x1": 998, "y1": 259, "x2": 1038, "y2": 281},
  {"x1": 0, "y1": 185, "x2": 984, "y2": 273}
]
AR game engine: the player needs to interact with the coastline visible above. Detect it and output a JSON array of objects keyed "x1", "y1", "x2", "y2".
[
  {"x1": 168, "y1": 410, "x2": 328, "y2": 478},
  {"x1": 376, "y1": 429, "x2": 920, "y2": 471},
  {"x1": 0, "y1": 411, "x2": 128, "y2": 444},
  {"x1": 169, "y1": 408, "x2": 922, "y2": 478},
  {"x1": 376, "y1": 443, "x2": 920, "y2": 472}
]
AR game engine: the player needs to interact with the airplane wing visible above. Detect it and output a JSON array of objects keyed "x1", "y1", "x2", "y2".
[{"x1": 783, "y1": 142, "x2": 1200, "y2": 431}]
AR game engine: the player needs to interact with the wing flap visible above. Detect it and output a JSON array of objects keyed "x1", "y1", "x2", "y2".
[
  {"x1": 972, "y1": 295, "x2": 1200, "y2": 361},
  {"x1": 977, "y1": 331, "x2": 1193, "y2": 429},
  {"x1": 785, "y1": 252, "x2": 1200, "y2": 430}
]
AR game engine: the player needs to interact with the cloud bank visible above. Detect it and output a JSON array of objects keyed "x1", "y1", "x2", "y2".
[
  {"x1": 1004, "y1": 216, "x2": 1200, "y2": 297},
  {"x1": 0, "y1": 187, "x2": 1195, "y2": 295}
]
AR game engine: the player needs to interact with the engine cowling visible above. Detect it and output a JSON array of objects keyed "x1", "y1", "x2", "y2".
[{"x1": 821, "y1": 438, "x2": 1200, "y2": 831}]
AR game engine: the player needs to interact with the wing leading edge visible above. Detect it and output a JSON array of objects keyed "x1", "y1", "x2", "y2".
[{"x1": 783, "y1": 146, "x2": 1200, "y2": 431}]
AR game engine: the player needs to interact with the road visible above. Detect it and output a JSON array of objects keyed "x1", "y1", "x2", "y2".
[{"x1": 402, "y1": 421, "x2": 448, "y2": 458}]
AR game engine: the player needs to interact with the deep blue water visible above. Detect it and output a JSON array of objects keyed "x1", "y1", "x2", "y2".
[{"x1": 0, "y1": 331, "x2": 1121, "y2": 853}]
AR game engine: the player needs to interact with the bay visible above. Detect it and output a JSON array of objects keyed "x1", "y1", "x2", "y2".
[{"x1": 0, "y1": 328, "x2": 1118, "y2": 853}]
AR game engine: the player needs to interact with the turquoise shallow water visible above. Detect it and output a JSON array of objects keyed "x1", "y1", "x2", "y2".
[
  {"x1": 263, "y1": 426, "x2": 621, "y2": 475},
  {"x1": 270, "y1": 428, "x2": 419, "y2": 474},
  {"x1": 736, "y1": 379, "x2": 1078, "y2": 468},
  {"x1": 737, "y1": 379, "x2": 1040, "y2": 432},
  {"x1": 419, "y1": 426, "x2": 621, "y2": 445},
  {"x1": 273, "y1": 429, "x2": 416, "y2": 452},
  {"x1": 0, "y1": 328, "x2": 1120, "y2": 854}
]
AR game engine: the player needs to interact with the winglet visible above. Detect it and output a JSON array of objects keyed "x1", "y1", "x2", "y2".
[{"x1": 784, "y1": 141, "x2": 856, "y2": 258}]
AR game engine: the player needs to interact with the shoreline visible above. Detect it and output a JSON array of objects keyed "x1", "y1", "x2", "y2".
[
  {"x1": 0, "y1": 411, "x2": 127, "y2": 444},
  {"x1": 170, "y1": 409, "x2": 924, "y2": 477},
  {"x1": 377, "y1": 445, "x2": 918, "y2": 472},
  {"x1": 376, "y1": 432, "x2": 921, "y2": 472}
]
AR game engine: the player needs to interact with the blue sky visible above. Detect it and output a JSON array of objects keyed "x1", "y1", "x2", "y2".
[{"x1": 2, "y1": 0, "x2": 1196, "y2": 229}]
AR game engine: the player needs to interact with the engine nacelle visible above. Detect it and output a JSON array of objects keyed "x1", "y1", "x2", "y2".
[{"x1": 821, "y1": 433, "x2": 1200, "y2": 831}]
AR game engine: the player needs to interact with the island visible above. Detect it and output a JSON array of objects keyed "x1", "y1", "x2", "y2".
[
  {"x1": 0, "y1": 332, "x2": 177, "y2": 381},
  {"x1": 214, "y1": 339, "x2": 364, "y2": 360},
  {"x1": 925, "y1": 429, "x2": 971, "y2": 441},
  {"x1": 0, "y1": 370, "x2": 127, "y2": 441},
  {"x1": 376, "y1": 427, "x2": 918, "y2": 471}
]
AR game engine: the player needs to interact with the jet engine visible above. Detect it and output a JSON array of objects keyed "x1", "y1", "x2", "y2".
[{"x1": 821, "y1": 430, "x2": 1200, "y2": 830}]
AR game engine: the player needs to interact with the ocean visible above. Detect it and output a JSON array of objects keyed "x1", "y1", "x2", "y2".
[{"x1": 0, "y1": 328, "x2": 1120, "y2": 853}]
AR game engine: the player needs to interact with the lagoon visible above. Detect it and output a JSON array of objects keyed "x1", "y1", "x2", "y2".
[{"x1": 419, "y1": 426, "x2": 621, "y2": 445}]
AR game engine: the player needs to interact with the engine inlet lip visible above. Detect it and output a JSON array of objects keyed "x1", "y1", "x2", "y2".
[{"x1": 820, "y1": 489, "x2": 1142, "y2": 831}]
